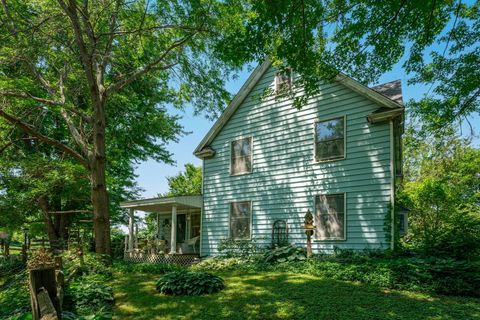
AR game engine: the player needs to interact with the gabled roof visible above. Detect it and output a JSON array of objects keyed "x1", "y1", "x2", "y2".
[
  {"x1": 371, "y1": 80, "x2": 403, "y2": 104},
  {"x1": 194, "y1": 60, "x2": 403, "y2": 157}
]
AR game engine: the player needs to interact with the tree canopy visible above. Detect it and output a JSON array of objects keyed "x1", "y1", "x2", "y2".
[
  {"x1": 217, "y1": 0, "x2": 479, "y2": 131},
  {"x1": 399, "y1": 129, "x2": 480, "y2": 258},
  {"x1": 164, "y1": 163, "x2": 202, "y2": 196},
  {"x1": 0, "y1": 0, "x2": 478, "y2": 257}
]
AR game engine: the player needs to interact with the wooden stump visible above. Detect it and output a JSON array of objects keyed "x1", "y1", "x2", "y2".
[
  {"x1": 37, "y1": 287, "x2": 58, "y2": 320},
  {"x1": 29, "y1": 267, "x2": 61, "y2": 320}
]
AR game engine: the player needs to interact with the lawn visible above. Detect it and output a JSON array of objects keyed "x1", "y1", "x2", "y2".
[{"x1": 112, "y1": 271, "x2": 480, "y2": 320}]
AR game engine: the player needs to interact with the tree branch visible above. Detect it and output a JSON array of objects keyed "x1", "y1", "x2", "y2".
[
  {"x1": 0, "y1": 107, "x2": 89, "y2": 168},
  {"x1": 454, "y1": 87, "x2": 480, "y2": 119},
  {"x1": 57, "y1": 0, "x2": 99, "y2": 96},
  {"x1": 59, "y1": 108, "x2": 89, "y2": 156},
  {"x1": 0, "y1": 90, "x2": 65, "y2": 105},
  {"x1": 106, "y1": 34, "x2": 195, "y2": 95}
]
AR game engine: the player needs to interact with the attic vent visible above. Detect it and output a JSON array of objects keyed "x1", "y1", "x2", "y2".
[{"x1": 275, "y1": 69, "x2": 292, "y2": 94}]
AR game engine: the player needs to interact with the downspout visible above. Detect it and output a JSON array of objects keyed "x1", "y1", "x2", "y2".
[
  {"x1": 199, "y1": 158, "x2": 205, "y2": 257},
  {"x1": 389, "y1": 120, "x2": 395, "y2": 250}
]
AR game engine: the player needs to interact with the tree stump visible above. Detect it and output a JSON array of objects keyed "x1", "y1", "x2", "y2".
[
  {"x1": 37, "y1": 287, "x2": 58, "y2": 320},
  {"x1": 29, "y1": 267, "x2": 61, "y2": 320}
]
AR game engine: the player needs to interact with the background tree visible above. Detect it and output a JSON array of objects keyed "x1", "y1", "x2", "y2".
[
  {"x1": 0, "y1": 0, "x2": 243, "y2": 256},
  {"x1": 218, "y1": 0, "x2": 479, "y2": 132},
  {"x1": 164, "y1": 163, "x2": 202, "y2": 196},
  {"x1": 398, "y1": 128, "x2": 480, "y2": 259}
]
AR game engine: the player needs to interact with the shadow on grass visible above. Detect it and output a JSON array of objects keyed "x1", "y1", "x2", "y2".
[{"x1": 112, "y1": 271, "x2": 480, "y2": 320}]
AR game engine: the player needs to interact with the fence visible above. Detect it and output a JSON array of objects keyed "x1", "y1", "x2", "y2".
[{"x1": 124, "y1": 251, "x2": 200, "y2": 266}]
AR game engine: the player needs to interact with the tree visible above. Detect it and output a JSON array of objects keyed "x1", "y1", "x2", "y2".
[
  {"x1": 164, "y1": 163, "x2": 202, "y2": 196},
  {"x1": 216, "y1": 0, "x2": 479, "y2": 131},
  {"x1": 398, "y1": 129, "x2": 480, "y2": 259},
  {"x1": 0, "y1": 0, "x2": 244, "y2": 256}
]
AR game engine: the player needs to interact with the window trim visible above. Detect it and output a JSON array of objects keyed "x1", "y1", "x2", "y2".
[
  {"x1": 229, "y1": 136, "x2": 253, "y2": 176},
  {"x1": 313, "y1": 192, "x2": 347, "y2": 241},
  {"x1": 228, "y1": 200, "x2": 253, "y2": 240},
  {"x1": 274, "y1": 69, "x2": 293, "y2": 95},
  {"x1": 313, "y1": 115, "x2": 347, "y2": 163}
]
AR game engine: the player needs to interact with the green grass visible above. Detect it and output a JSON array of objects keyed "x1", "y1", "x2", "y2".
[{"x1": 112, "y1": 271, "x2": 480, "y2": 320}]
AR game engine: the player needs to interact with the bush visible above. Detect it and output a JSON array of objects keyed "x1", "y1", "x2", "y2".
[
  {"x1": 156, "y1": 270, "x2": 224, "y2": 295},
  {"x1": 218, "y1": 238, "x2": 261, "y2": 258},
  {"x1": 62, "y1": 251, "x2": 113, "y2": 279},
  {"x1": 0, "y1": 273, "x2": 29, "y2": 319},
  {"x1": 114, "y1": 261, "x2": 184, "y2": 274},
  {"x1": 64, "y1": 274, "x2": 114, "y2": 316},
  {"x1": 0, "y1": 258, "x2": 25, "y2": 276},
  {"x1": 192, "y1": 251, "x2": 480, "y2": 297},
  {"x1": 263, "y1": 244, "x2": 306, "y2": 263},
  {"x1": 280, "y1": 256, "x2": 480, "y2": 297},
  {"x1": 191, "y1": 257, "x2": 264, "y2": 272}
]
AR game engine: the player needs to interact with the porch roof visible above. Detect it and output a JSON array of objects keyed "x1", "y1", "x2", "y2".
[{"x1": 120, "y1": 195, "x2": 202, "y2": 212}]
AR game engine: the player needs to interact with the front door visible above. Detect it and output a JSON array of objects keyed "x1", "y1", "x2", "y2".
[{"x1": 176, "y1": 214, "x2": 186, "y2": 242}]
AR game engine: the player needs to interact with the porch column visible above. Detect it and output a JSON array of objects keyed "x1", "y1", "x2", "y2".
[
  {"x1": 128, "y1": 209, "x2": 134, "y2": 251},
  {"x1": 170, "y1": 204, "x2": 177, "y2": 254}
]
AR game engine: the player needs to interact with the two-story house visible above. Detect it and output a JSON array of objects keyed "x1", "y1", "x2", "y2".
[
  {"x1": 194, "y1": 60, "x2": 403, "y2": 256},
  {"x1": 121, "y1": 60, "x2": 404, "y2": 259}
]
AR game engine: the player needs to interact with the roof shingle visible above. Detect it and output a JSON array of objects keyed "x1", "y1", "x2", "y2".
[{"x1": 370, "y1": 79, "x2": 403, "y2": 105}]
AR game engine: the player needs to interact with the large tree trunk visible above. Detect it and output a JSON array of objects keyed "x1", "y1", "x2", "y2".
[
  {"x1": 90, "y1": 100, "x2": 112, "y2": 259},
  {"x1": 38, "y1": 195, "x2": 59, "y2": 245}
]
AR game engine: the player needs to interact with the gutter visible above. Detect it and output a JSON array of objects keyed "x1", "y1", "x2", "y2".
[{"x1": 389, "y1": 120, "x2": 395, "y2": 250}]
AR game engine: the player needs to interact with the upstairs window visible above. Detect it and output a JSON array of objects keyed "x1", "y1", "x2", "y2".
[
  {"x1": 230, "y1": 137, "x2": 252, "y2": 175},
  {"x1": 275, "y1": 69, "x2": 292, "y2": 94},
  {"x1": 314, "y1": 193, "x2": 346, "y2": 240},
  {"x1": 315, "y1": 117, "x2": 345, "y2": 161},
  {"x1": 230, "y1": 201, "x2": 252, "y2": 240}
]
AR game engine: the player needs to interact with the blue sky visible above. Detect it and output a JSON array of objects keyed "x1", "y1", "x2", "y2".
[{"x1": 134, "y1": 64, "x2": 480, "y2": 199}]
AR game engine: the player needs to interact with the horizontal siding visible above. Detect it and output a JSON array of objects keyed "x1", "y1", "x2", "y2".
[{"x1": 201, "y1": 65, "x2": 392, "y2": 256}]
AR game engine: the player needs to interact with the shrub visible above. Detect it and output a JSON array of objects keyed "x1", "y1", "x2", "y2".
[
  {"x1": 218, "y1": 238, "x2": 261, "y2": 258},
  {"x1": 191, "y1": 257, "x2": 265, "y2": 272},
  {"x1": 193, "y1": 252, "x2": 480, "y2": 297},
  {"x1": 64, "y1": 274, "x2": 114, "y2": 316},
  {"x1": 263, "y1": 244, "x2": 306, "y2": 263},
  {"x1": 114, "y1": 261, "x2": 184, "y2": 274},
  {"x1": 62, "y1": 251, "x2": 113, "y2": 279},
  {"x1": 156, "y1": 270, "x2": 224, "y2": 295},
  {"x1": 0, "y1": 258, "x2": 25, "y2": 276},
  {"x1": 0, "y1": 273, "x2": 29, "y2": 319}
]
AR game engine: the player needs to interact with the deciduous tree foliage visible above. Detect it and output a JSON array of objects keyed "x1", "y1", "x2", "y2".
[
  {"x1": 164, "y1": 163, "x2": 202, "y2": 196},
  {"x1": 0, "y1": 0, "x2": 240, "y2": 257},
  {"x1": 217, "y1": 0, "x2": 479, "y2": 129},
  {"x1": 1, "y1": 0, "x2": 477, "y2": 258},
  {"x1": 399, "y1": 129, "x2": 480, "y2": 259}
]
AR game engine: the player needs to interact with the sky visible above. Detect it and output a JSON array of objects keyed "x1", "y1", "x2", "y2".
[{"x1": 134, "y1": 63, "x2": 480, "y2": 199}]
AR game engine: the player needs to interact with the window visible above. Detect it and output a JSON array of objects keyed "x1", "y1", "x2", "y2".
[
  {"x1": 315, "y1": 117, "x2": 345, "y2": 161},
  {"x1": 230, "y1": 201, "x2": 251, "y2": 240},
  {"x1": 314, "y1": 194, "x2": 345, "y2": 240},
  {"x1": 399, "y1": 210, "x2": 408, "y2": 236},
  {"x1": 393, "y1": 119, "x2": 403, "y2": 177},
  {"x1": 275, "y1": 69, "x2": 292, "y2": 94},
  {"x1": 230, "y1": 137, "x2": 252, "y2": 175},
  {"x1": 191, "y1": 214, "x2": 201, "y2": 238}
]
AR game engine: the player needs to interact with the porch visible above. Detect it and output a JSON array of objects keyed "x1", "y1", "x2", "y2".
[{"x1": 120, "y1": 195, "x2": 202, "y2": 264}]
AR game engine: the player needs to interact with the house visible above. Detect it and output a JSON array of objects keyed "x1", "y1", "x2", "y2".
[{"x1": 121, "y1": 60, "x2": 404, "y2": 259}]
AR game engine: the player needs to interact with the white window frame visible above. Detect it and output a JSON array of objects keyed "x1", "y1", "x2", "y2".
[
  {"x1": 313, "y1": 115, "x2": 347, "y2": 163},
  {"x1": 228, "y1": 200, "x2": 253, "y2": 240},
  {"x1": 399, "y1": 210, "x2": 408, "y2": 236},
  {"x1": 314, "y1": 193, "x2": 347, "y2": 241},
  {"x1": 230, "y1": 136, "x2": 253, "y2": 176},
  {"x1": 274, "y1": 69, "x2": 293, "y2": 95}
]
